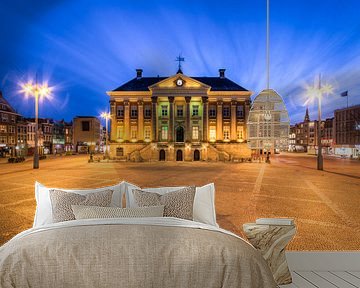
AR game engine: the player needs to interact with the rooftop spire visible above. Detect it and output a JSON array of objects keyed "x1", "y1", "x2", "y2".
[{"x1": 304, "y1": 106, "x2": 310, "y2": 122}]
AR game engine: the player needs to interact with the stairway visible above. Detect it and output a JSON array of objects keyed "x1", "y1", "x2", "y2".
[{"x1": 208, "y1": 144, "x2": 231, "y2": 161}]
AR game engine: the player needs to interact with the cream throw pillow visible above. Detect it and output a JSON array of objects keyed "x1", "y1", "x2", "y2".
[
  {"x1": 132, "y1": 186, "x2": 196, "y2": 220},
  {"x1": 72, "y1": 205, "x2": 164, "y2": 219},
  {"x1": 49, "y1": 189, "x2": 113, "y2": 222}
]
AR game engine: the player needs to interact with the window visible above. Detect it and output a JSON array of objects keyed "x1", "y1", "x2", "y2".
[
  {"x1": 161, "y1": 126, "x2": 168, "y2": 140},
  {"x1": 144, "y1": 105, "x2": 151, "y2": 118},
  {"x1": 82, "y1": 121, "x2": 90, "y2": 131},
  {"x1": 192, "y1": 105, "x2": 199, "y2": 116},
  {"x1": 237, "y1": 126, "x2": 244, "y2": 140},
  {"x1": 0, "y1": 136, "x2": 6, "y2": 143},
  {"x1": 0, "y1": 125, "x2": 6, "y2": 133},
  {"x1": 9, "y1": 136, "x2": 15, "y2": 144},
  {"x1": 116, "y1": 147, "x2": 124, "y2": 156},
  {"x1": 131, "y1": 105, "x2": 138, "y2": 117},
  {"x1": 177, "y1": 105, "x2": 183, "y2": 117},
  {"x1": 144, "y1": 126, "x2": 151, "y2": 141},
  {"x1": 161, "y1": 105, "x2": 168, "y2": 117},
  {"x1": 117, "y1": 126, "x2": 124, "y2": 139},
  {"x1": 131, "y1": 126, "x2": 137, "y2": 139},
  {"x1": 192, "y1": 126, "x2": 199, "y2": 140},
  {"x1": 209, "y1": 127, "x2": 216, "y2": 141},
  {"x1": 223, "y1": 126, "x2": 230, "y2": 140},
  {"x1": 223, "y1": 106, "x2": 230, "y2": 118},
  {"x1": 11, "y1": 115, "x2": 16, "y2": 123},
  {"x1": 237, "y1": 106, "x2": 244, "y2": 118},
  {"x1": 9, "y1": 126, "x2": 15, "y2": 133},
  {"x1": 117, "y1": 106, "x2": 124, "y2": 117},
  {"x1": 209, "y1": 106, "x2": 216, "y2": 117},
  {"x1": 1, "y1": 113, "x2": 8, "y2": 122}
]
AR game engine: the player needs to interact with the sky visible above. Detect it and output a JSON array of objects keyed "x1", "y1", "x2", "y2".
[{"x1": 0, "y1": 0, "x2": 360, "y2": 125}]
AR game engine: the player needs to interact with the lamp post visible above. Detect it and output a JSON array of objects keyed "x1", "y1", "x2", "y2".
[
  {"x1": 20, "y1": 81, "x2": 51, "y2": 169},
  {"x1": 306, "y1": 75, "x2": 333, "y2": 171},
  {"x1": 100, "y1": 111, "x2": 111, "y2": 159}
]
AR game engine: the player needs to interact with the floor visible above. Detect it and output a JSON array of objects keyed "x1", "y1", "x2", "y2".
[
  {"x1": 281, "y1": 271, "x2": 360, "y2": 288},
  {"x1": 280, "y1": 252, "x2": 360, "y2": 288},
  {"x1": 1, "y1": 153, "x2": 360, "y2": 250}
]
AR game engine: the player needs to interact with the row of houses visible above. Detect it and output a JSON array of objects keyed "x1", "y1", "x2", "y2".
[
  {"x1": 289, "y1": 105, "x2": 360, "y2": 158},
  {"x1": 0, "y1": 91, "x2": 104, "y2": 157}
]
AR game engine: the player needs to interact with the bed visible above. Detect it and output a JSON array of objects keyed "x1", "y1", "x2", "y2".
[{"x1": 0, "y1": 182, "x2": 276, "y2": 288}]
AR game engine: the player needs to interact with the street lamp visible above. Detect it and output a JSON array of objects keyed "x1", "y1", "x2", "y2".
[
  {"x1": 100, "y1": 111, "x2": 111, "y2": 159},
  {"x1": 306, "y1": 75, "x2": 333, "y2": 170},
  {"x1": 20, "y1": 80, "x2": 52, "y2": 169}
]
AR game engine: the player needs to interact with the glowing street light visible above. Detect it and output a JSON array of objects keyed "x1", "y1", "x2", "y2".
[
  {"x1": 100, "y1": 111, "x2": 111, "y2": 159},
  {"x1": 20, "y1": 80, "x2": 52, "y2": 169},
  {"x1": 305, "y1": 75, "x2": 333, "y2": 170}
]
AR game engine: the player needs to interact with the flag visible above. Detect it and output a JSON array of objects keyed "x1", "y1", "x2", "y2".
[{"x1": 340, "y1": 91, "x2": 348, "y2": 97}]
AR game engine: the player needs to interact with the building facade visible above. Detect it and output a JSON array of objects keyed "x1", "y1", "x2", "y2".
[
  {"x1": 107, "y1": 69, "x2": 252, "y2": 161},
  {"x1": 333, "y1": 105, "x2": 360, "y2": 158},
  {"x1": 73, "y1": 116, "x2": 101, "y2": 153},
  {"x1": 0, "y1": 91, "x2": 19, "y2": 157}
]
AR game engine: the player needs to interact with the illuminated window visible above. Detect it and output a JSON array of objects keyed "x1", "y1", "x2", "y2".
[
  {"x1": 144, "y1": 105, "x2": 151, "y2": 117},
  {"x1": 237, "y1": 126, "x2": 244, "y2": 140},
  {"x1": 117, "y1": 106, "x2": 124, "y2": 117},
  {"x1": 192, "y1": 105, "x2": 199, "y2": 116},
  {"x1": 9, "y1": 136, "x2": 15, "y2": 144},
  {"x1": 223, "y1": 126, "x2": 230, "y2": 140},
  {"x1": 237, "y1": 106, "x2": 244, "y2": 118},
  {"x1": 9, "y1": 126, "x2": 15, "y2": 133},
  {"x1": 177, "y1": 105, "x2": 183, "y2": 117},
  {"x1": 161, "y1": 126, "x2": 168, "y2": 140},
  {"x1": 223, "y1": 106, "x2": 230, "y2": 118},
  {"x1": 117, "y1": 126, "x2": 124, "y2": 139},
  {"x1": 161, "y1": 105, "x2": 168, "y2": 117},
  {"x1": 144, "y1": 126, "x2": 151, "y2": 141},
  {"x1": 192, "y1": 126, "x2": 199, "y2": 140},
  {"x1": 0, "y1": 125, "x2": 6, "y2": 133},
  {"x1": 131, "y1": 126, "x2": 137, "y2": 139},
  {"x1": 209, "y1": 106, "x2": 216, "y2": 117},
  {"x1": 209, "y1": 127, "x2": 216, "y2": 141},
  {"x1": 131, "y1": 105, "x2": 138, "y2": 117},
  {"x1": 0, "y1": 136, "x2": 6, "y2": 143}
]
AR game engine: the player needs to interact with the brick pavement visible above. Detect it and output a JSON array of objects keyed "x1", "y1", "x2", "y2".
[{"x1": 0, "y1": 153, "x2": 359, "y2": 250}]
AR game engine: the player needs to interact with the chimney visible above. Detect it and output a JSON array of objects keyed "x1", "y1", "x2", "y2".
[
  {"x1": 136, "y1": 69, "x2": 143, "y2": 79},
  {"x1": 219, "y1": 69, "x2": 225, "y2": 78}
]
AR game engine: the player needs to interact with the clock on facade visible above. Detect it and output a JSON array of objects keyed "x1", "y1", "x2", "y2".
[{"x1": 176, "y1": 79, "x2": 183, "y2": 86}]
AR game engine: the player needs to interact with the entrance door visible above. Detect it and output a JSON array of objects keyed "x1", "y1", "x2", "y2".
[
  {"x1": 176, "y1": 126, "x2": 184, "y2": 142},
  {"x1": 176, "y1": 149, "x2": 183, "y2": 161},
  {"x1": 194, "y1": 149, "x2": 200, "y2": 161},
  {"x1": 159, "y1": 149, "x2": 166, "y2": 161}
]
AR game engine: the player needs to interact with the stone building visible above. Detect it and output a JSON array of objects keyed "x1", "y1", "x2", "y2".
[
  {"x1": 107, "y1": 69, "x2": 252, "y2": 161},
  {"x1": 0, "y1": 91, "x2": 19, "y2": 157},
  {"x1": 64, "y1": 121, "x2": 73, "y2": 152},
  {"x1": 73, "y1": 116, "x2": 101, "y2": 153}
]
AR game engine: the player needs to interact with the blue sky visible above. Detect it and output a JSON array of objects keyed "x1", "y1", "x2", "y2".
[{"x1": 0, "y1": 0, "x2": 359, "y2": 124}]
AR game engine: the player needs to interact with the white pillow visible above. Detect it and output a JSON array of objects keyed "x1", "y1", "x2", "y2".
[
  {"x1": 124, "y1": 182, "x2": 218, "y2": 227},
  {"x1": 33, "y1": 181, "x2": 126, "y2": 227}
]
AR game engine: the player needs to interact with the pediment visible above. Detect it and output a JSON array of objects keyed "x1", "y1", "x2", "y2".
[{"x1": 149, "y1": 73, "x2": 210, "y2": 91}]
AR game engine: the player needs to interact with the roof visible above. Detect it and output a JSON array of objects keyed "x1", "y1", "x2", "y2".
[
  {"x1": 112, "y1": 76, "x2": 248, "y2": 92},
  {"x1": 0, "y1": 91, "x2": 17, "y2": 113}
]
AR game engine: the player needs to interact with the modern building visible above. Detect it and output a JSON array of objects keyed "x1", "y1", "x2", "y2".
[
  {"x1": 73, "y1": 116, "x2": 101, "y2": 153},
  {"x1": 52, "y1": 120, "x2": 65, "y2": 154},
  {"x1": 0, "y1": 91, "x2": 19, "y2": 157},
  {"x1": 107, "y1": 68, "x2": 252, "y2": 161},
  {"x1": 333, "y1": 105, "x2": 360, "y2": 158}
]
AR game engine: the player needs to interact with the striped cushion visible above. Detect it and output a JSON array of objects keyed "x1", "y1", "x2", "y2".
[{"x1": 72, "y1": 205, "x2": 164, "y2": 219}]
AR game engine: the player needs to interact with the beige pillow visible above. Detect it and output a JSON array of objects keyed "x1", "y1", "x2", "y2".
[
  {"x1": 132, "y1": 186, "x2": 196, "y2": 220},
  {"x1": 49, "y1": 189, "x2": 113, "y2": 222},
  {"x1": 71, "y1": 205, "x2": 164, "y2": 220}
]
